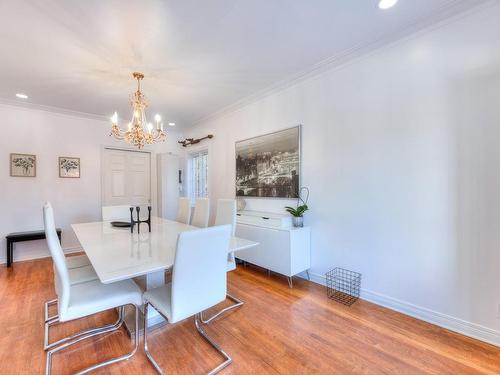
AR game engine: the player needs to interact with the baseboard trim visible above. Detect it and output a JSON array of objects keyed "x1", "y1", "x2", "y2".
[
  {"x1": 0, "y1": 246, "x2": 83, "y2": 265},
  {"x1": 306, "y1": 271, "x2": 500, "y2": 347}
]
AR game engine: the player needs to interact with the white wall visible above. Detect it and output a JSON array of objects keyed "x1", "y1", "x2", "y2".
[
  {"x1": 185, "y1": 4, "x2": 500, "y2": 345},
  {"x1": 0, "y1": 103, "x2": 183, "y2": 263}
]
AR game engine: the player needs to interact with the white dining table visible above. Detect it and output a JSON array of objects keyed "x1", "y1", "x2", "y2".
[{"x1": 72, "y1": 216, "x2": 258, "y2": 330}]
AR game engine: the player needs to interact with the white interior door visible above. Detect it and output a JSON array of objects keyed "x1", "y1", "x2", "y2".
[
  {"x1": 102, "y1": 148, "x2": 151, "y2": 206},
  {"x1": 157, "y1": 153, "x2": 181, "y2": 220}
]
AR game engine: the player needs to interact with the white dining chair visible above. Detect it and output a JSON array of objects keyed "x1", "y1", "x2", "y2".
[
  {"x1": 42, "y1": 204, "x2": 96, "y2": 325},
  {"x1": 102, "y1": 205, "x2": 132, "y2": 221},
  {"x1": 176, "y1": 197, "x2": 192, "y2": 224},
  {"x1": 143, "y1": 225, "x2": 233, "y2": 375},
  {"x1": 45, "y1": 257, "x2": 94, "y2": 322},
  {"x1": 45, "y1": 263, "x2": 99, "y2": 326},
  {"x1": 43, "y1": 202, "x2": 106, "y2": 346},
  {"x1": 191, "y1": 198, "x2": 210, "y2": 228},
  {"x1": 43, "y1": 203, "x2": 142, "y2": 375},
  {"x1": 201, "y1": 199, "x2": 242, "y2": 324}
]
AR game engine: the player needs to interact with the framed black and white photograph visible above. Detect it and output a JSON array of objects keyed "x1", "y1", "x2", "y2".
[
  {"x1": 10, "y1": 153, "x2": 36, "y2": 177},
  {"x1": 59, "y1": 156, "x2": 80, "y2": 178},
  {"x1": 236, "y1": 126, "x2": 300, "y2": 198}
]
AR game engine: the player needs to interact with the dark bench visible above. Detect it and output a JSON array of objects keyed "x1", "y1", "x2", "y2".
[{"x1": 5, "y1": 229, "x2": 62, "y2": 267}]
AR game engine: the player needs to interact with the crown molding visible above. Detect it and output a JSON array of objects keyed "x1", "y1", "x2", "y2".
[
  {"x1": 190, "y1": 0, "x2": 497, "y2": 127},
  {"x1": 0, "y1": 0, "x2": 496, "y2": 127},
  {"x1": 0, "y1": 97, "x2": 108, "y2": 122}
]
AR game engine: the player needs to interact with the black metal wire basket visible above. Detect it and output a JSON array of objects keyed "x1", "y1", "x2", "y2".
[{"x1": 325, "y1": 268, "x2": 361, "y2": 306}]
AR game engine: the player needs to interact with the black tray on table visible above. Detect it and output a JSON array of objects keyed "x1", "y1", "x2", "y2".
[{"x1": 110, "y1": 221, "x2": 132, "y2": 228}]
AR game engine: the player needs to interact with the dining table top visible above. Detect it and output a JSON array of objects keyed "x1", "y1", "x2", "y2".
[{"x1": 72, "y1": 217, "x2": 258, "y2": 284}]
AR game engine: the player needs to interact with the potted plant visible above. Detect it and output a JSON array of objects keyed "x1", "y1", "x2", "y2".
[{"x1": 285, "y1": 187, "x2": 309, "y2": 227}]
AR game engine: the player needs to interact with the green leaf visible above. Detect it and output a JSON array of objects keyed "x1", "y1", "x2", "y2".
[{"x1": 284, "y1": 206, "x2": 299, "y2": 217}]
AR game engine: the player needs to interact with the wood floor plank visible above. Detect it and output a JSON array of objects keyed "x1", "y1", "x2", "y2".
[{"x1": 0, "y1": 258, "x2": 498, "y2": 374}]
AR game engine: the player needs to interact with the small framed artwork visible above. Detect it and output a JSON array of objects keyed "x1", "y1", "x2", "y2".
[
  {"x1": 59, "y1": 156, "x2": 80, "y2": 178},
  {"x1": 10, "y1": 153, "x2": 36, "y2": 177}
]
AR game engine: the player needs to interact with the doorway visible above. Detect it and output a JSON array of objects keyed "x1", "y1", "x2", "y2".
[{"x1": 101, "y1": 148, "x2": 151, "y2": 207}]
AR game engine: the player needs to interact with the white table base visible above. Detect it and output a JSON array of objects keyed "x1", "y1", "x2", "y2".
[{"x1": 123, "y1": 270, "x2": 168, "y2": 335}]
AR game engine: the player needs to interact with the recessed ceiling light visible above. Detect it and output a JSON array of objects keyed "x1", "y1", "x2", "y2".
[
  {"x1": 168, "y1": 122, "x2": 176, "y2": 127},
  {"x1": 378, "y1": 0, "x2": 398, "y2": 10},
  {"x1": 16, "y1": 93, "x2": 28, "y2": 99}
]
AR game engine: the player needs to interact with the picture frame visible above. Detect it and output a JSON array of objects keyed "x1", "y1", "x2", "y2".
[
  {"x1": 235, "y1": 125, "x2": 301, "y2": 198},
  {"x1": 59, "y1": 156, "x2": 80, "y2": 178},
  {"x1": 10, "y1": 153, "x2": 36, "y2": 177}
]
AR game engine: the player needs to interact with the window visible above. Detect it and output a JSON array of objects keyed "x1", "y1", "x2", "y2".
[{"x1": 188, "y1": 150, "x2": 208, "y2": 203}]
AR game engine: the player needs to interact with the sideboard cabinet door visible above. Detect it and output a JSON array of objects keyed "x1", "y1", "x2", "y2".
[{"x1": 236, "y1": 223, "x2": 310, "y2": 278}]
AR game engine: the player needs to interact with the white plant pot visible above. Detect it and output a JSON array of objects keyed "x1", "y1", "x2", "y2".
[{"x1": 292, "y1": 216, "x2": 304, "y2": 227}]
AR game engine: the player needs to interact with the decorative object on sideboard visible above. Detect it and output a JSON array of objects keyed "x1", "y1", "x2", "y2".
[
  {"x1": 58, "y1": 156, "x2": 80, "y2": 178},
  {"x1": 10, "y1": 153, "x2": 36, "y2": 177},
  {"x1": 178, "y1": 134, "x2": 213, "y2": 147},
  {"x1": 285, "y1": 186, "x2": 309, "y2": 227},
  {"x1": 109, "y1": 72, "x2": 166, "y2": 149},
  {"x1": 236, "y1": 126, "x2": 300, "y2": 198},
  {"x1": 325, "y1": 268, "x2": 362, "y2": 306},
  {"x1": 130, "y1": 206, "x2": 152, "y2": 233},
  {"x1": 236, "y1": 197, "x2": 246, "y2": 211}
]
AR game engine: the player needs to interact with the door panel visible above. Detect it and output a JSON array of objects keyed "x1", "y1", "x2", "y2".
[
  {"x1": 157, "y1": 153, "x2": 181, "y2": 220},
  {"x1": 111, "y1": 171, "x2": 126, "y2": 197},
  {"x1": 235, "y1": 224, "x2": 291, "y2": 275},
  {"x1": 131, "y1": 171, "x2": 146, "y2": 196},
  {"x1": 103, "y1": 149, "x2": 151, "y2": 207}
]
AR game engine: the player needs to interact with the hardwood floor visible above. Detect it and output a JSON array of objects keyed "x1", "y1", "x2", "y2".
[{"x1": 0, "y1": 258, "x2": 499, "y2": 375}]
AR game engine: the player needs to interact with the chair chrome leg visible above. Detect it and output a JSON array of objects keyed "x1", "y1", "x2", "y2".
[
  {"x1": 45, "y1": 305, "x2": 138, "y2": 375},
  {"x1": 200, "y1": 293, "x2": 244, "y2": 324},
  {"x1": 75, "y1": 305, "x2": 139, "y2": 375},
  {"x1": 144, "y1": 304, "x2": 233, "y2": 374},
  {"x1": 194, "y1": 313, "x2": 232, "y2": 375},
  {"x1": 44, "y1": 306, "x2": 124, "y2": 351},
  {"x1": 143, "y1": 302, "x2": 165, "y2": 375},
  {"x1": 44, "y1": 298, "x2": 59, "y2": 323},
  {"x1": 287, "y1": 276, "x2": 293, "y2": 288}
]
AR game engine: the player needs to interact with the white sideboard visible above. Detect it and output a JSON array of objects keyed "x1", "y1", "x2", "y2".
[{"x1": 235, "y1": 211, "x2": 311, "y2": 287}]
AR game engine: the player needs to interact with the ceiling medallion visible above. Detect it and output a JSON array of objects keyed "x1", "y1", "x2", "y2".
[{"x1": 110, "y1": 72, "x2": 166, "y2": 149}]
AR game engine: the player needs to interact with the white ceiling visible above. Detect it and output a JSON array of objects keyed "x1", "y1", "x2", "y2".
[{"x1": 0, "y1": 0, "x2": 489, "y2": 128}]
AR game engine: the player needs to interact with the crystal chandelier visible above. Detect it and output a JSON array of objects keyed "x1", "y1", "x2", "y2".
[{"x1": 110, "y1": 72, "x2": 166, "y2": 149}]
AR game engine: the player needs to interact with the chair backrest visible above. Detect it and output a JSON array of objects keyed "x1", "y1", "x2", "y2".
[
  {"x1": 176, "y1": 197, "x2": 192, "y2": 224},
  {"x1": 102, "y1": 205, "x2": 132, "y2": 221},
  {"x1": 43, "y1": 202, "x2": 71, "y2": 312},
  {"x1": 191, "y1": 198, "x2": 210, "y2": 228},
  {"x1": 170, "y1": 225, "x2": 231, "y2": 323},
  {"x1": 214, "y1": 199, "x2": 236, "y2": 236}
]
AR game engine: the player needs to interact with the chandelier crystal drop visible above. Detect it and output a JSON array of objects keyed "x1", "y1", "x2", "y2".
[{"x1": 110, "y1": 72, "x2": 166, "y2": 149}]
